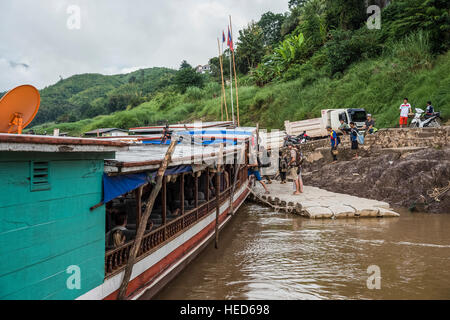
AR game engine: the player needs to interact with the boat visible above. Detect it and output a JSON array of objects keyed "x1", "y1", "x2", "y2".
[{"x1": 0, "y1": 127, "x2": 254, "y2": 300}]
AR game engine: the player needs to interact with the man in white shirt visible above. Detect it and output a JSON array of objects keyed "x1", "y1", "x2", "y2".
[{"x1": 399, "y1": 98, "x2": 412, "y2": 128}]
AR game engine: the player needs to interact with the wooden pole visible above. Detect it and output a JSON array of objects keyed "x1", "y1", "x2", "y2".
[
  {"x1": 230, "y1": 15, "x2": 240, "y2": 127},
  {"x1": 117, "y1": 140, "x2": 178, "y2": 300},
  {"x1": 215, "y1": 144, "x2": 224, "y2": 249},
  {"x1": 215, "y1": 168, "x2": 221, "y2": 249},
  {"x1": 217, "y1": 38, "x2": 229, "y2": 121},
  {"x1": 229, "y1": 143, "x2": 245, "y2": 216},
  {"x1": 229, "y1": 46, "x2": 235, "y2": 125},
  {"x1": 256, "y1": 123, "x2": 260, "y2": 152},
  {"x1": 194, "y1": 173, "x2": 199, "y2": 220}
]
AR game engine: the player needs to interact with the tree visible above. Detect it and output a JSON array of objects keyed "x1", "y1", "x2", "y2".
[
  {"x1": 381, "y1": 0, "x2": 450, "y2": 52},
  {"x1": 209, "y1": 55, "x2": 230, "y2": 81},
  {"x1": 324, "y1": 0, "x2": 367, "y2": 31},
  {"x1": 258, "y1": 12, "x2": 286, "y2": 48},
  {"x1": 180, "y1": 60, "x2": 192, "y2": 70},
  {"x1": 288, "y1": 0, "x2": 308, "y2": 9},
  {"x1": 298, "y1": 0, "x2": 327, "y2": 57},
  {"x1": 173, "y1": 61, "x2": 204, "y2": 93},
  {"x1": 236, "y1": 21, "x2": 265, "y2": 73}
]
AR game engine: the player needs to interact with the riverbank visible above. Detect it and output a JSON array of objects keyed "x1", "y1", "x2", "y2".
[{"x1": 302, "y1": 146, "x2": 450, "y2": 214}]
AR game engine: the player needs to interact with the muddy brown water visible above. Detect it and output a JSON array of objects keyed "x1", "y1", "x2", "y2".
[{"x1": 152, "y1": 204, "x2": 450, "y2": 300}]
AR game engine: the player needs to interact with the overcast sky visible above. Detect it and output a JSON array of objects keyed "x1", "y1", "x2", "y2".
[{"x1": 0, "y1": 0, "x2": 288, "y2": 92}]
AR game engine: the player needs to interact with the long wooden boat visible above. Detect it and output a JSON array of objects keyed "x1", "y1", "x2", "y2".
[{"x1": 0, "y1": 127, "x2": 254, "y2": 300}]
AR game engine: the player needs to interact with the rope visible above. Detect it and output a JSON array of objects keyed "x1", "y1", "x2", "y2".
[{"x1": 427, "y1": 181, "x2": 450, "y2": 202}]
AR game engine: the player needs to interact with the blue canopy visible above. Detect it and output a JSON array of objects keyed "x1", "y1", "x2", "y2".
[{"x1": 102, "y1": 165, "x2": 193, "y2": 203}]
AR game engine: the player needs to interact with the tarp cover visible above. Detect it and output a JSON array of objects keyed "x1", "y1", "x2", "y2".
[{"x1": 103, "y1": 165, "x2": 193, "y2": 203}]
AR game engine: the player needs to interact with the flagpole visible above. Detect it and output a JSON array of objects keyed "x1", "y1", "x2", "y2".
[
  {"x1": 230, "y1": 15, "x2": 240, "y2": 127},
  {"x1": 217, "y1": 37, "x2": 229, "y2": 121},
  {"x1": 217, "y1": 38, "x2": 224, "y2": 121},
  {"x1": 229, "y1": 44, "x2": 235, "y2": 126},
  {"x1": 221, "y1": 40, "x2": 230, "y2": 121}
]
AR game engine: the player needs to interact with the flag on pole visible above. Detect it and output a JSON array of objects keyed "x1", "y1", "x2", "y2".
[
  {"x1": 222, "y1": 31, "x2": 226, "y2": 43},
  {"x1": 227, "y1": 26, "x2": 234, "y2": 52}
]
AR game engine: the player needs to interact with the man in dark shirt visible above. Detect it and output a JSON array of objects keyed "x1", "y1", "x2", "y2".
[
  {"x1": 350, "y1": 122, "x2": 359, "y2": 160},
  {"x1": 364, "y1": 114, "x2": 375, "y2": 134},
  {"x1": 425, "y1": 101, "x2": 434, "y2": 119}
]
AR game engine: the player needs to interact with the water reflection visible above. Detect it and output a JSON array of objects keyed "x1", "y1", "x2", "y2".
[{"x1": 152, "y1": 204, "x2": 450, "y2": 300}]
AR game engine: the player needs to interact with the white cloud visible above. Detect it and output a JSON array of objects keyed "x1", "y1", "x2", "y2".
[{"x1": 0, "y1": 0, "x2": 288, "y2": 92}]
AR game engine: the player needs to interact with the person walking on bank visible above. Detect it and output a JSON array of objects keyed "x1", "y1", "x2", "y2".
[
  {"x1": 287, "y1": 144, "x2": 303, "y2": 195},
  {"x1": 399, "y1": 98, "x2": 412, "y2": 128},
  {"x1": 350, "y1": 122, "x2": 359, "y2": 160},
  {"x1": 279, "y1": 150, "x2": 288, "y2": 184},
  {"x1": 248, "y1": 149, "x2": 270, "y2": 195},
  {"x1": 327, "y1": 126, "x2": 339, "y2": 163}
]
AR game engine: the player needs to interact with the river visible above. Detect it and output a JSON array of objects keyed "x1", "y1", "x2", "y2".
[{"x1": 153, "y1": 203, "x2": 450, "y2": 300}]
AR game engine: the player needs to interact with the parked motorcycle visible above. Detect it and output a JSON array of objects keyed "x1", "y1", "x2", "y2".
[
  {"x1": 410, "y1": 108, "x2": 442, "y2": 128},
  {"x1": 284, "y1": 132, "x2": 310, "y2": 146}
]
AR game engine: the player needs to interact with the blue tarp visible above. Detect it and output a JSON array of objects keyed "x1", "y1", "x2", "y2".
[{"x1": 102, "y1": 165, "x2": 193, "y2": 203}]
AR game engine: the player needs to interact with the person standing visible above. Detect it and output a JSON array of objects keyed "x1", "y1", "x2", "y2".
[
  {"x1": 399, "y1": 98, "x2": 412, "y2": 128},
  {"x1": 287, "y1": 144, "x2": 303, "y2": 195},
  {"x1": 248, "y1": 148, "x2": 270, "y2": 194},
  {"x1": 327, "y1": 126, "x2": 339, "y2": 163},
  {"x1": 350, "y1": 122, "x2": 359, "y2": 160},
  {"x1": 279, "y1": 150, "x2": 288, "y2": 184}
]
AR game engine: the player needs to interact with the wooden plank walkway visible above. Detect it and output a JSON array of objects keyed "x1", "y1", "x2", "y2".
[{"x1": 249, "y1": 181, "x2": 400, "y2": 219}]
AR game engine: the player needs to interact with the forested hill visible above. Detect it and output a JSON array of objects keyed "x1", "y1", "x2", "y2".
[
  {"x1": 25, "y1": 0, "x2": 450, "y2": 135},
  {"x1": 22, "y1": 67, "x2": 176, "y2": 126}
]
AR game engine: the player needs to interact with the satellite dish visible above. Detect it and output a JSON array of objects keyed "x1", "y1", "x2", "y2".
[{"x1": 0, "y1": 85, "x2": 40, "y2": 134}]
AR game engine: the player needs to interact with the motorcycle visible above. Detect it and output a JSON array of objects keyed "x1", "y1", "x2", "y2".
[
  {"x1": 284, "y1": 132, "x2": 310, "y2": 146},
  {"x1": 410, "y1": 108, "x2": 442, "y2": 128}
]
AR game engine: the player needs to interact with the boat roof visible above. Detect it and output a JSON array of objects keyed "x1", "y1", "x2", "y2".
[
  {"x1": 84, "y1": 128, "x2": 129, "y2": 135},
  {"x1": 129, "y1": 121, "x2": 234, "y2": 134},
  {"x1": 0, "y1": 134, "x2": 127, "y2": 153},
  {"x1": 105, "y1": 127, "x2": 256, "y2": 174}
]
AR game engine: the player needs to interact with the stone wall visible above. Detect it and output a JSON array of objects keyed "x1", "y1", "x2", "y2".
[
  {"x1": 299, "y1": 127, "x2": 450, "y2": 172},
  {"x1": 363, "y1": 127, "x2": 450, "y2": 150}
]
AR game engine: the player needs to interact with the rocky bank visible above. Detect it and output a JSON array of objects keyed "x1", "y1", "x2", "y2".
[{"x1": 302, "y1": 147, "x2": 450, "y2": 213}]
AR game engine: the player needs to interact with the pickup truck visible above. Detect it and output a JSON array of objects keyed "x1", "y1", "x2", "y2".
[{"x1": 285, "y1": 108, "x2": 367, "y2": 139}]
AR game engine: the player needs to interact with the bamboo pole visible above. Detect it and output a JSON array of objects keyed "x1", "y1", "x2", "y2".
[
  {"x1": 230, "y1": 15, "x2": 240, "y2": 127},
  {"x1": 117, "y1": 140, "x2": 178, "y2": 300},
  {"x1": 217, "y1": 38, "x2": 229, "y2": 121},
  {"x1": 229, "y1": 47, "x2": 235, "y2": 125},
  {"x1": 215, "y1": 143, "x2": 224, "y2": 249}
]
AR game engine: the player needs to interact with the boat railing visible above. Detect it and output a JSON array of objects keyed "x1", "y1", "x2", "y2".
[{"x1": 105, "y1": 166, "x2": 247, "y2": 278}]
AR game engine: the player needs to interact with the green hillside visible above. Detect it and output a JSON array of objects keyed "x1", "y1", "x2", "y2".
[
  {"x1": 26, "y1": 67, "x2": 177, "y2": 126},
  {"x1": 29, "y1": 0, "x2": 450, "y2": 135}
]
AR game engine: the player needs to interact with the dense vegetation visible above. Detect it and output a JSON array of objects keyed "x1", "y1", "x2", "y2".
[{"x1": 26, "y1": 0, "x2": 450, "y2": 135}]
